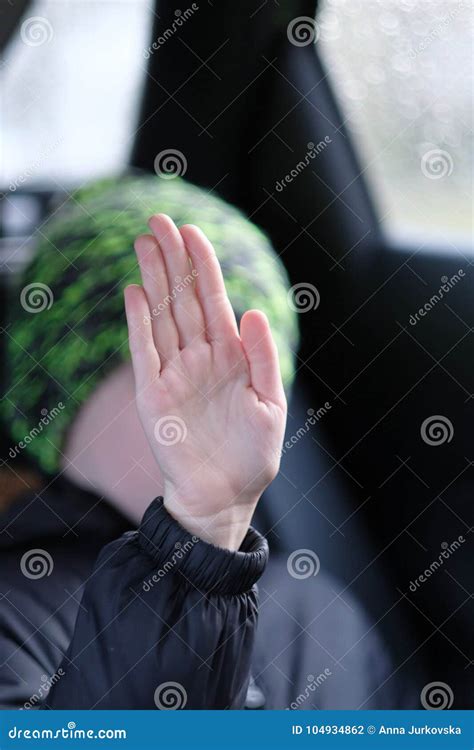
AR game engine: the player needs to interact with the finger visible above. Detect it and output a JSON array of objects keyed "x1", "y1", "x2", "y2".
[
  {"x1": 240, "y1": 310, "x2": 285, "y2": 406},
  {"x1": 179, "y1": 224, "x2": 239, "y2": 342},
  {"x1": 134, "y1": 234, "x2": 180, "y2": 362},
  {"x1": 124, "y1": 284, "x2": 161, "y2": 393},
  {"x1": 148, "y1": 214, "x2": 205, "y2": 346}
]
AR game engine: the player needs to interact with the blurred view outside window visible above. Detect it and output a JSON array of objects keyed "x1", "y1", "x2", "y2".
[
  {"x1": 318, "y1": 0, "x2": 473, "y2": 252},
  {"x1": 2, "y1": 0, "x2": 153, "y2": 189},
  {"x1": 1, "y1": 0, "x2": 472, "y2": 253}
]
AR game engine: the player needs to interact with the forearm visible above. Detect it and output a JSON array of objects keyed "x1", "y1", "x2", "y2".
[{"x1": 46, "y1": 498, "x2": 268, "y2": 709}]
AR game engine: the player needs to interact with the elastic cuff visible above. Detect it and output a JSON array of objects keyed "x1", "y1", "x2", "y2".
[{"x1": 138, "y1": 497, "x2": 269, "y2": 595}]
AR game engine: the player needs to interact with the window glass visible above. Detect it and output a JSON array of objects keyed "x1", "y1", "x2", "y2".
[
  {"x1": 1, "y1": 0, "x2": 153, "y2": 189},
  {"x1": 317, "y1": 0, "x2": 473, "y2": 251}
]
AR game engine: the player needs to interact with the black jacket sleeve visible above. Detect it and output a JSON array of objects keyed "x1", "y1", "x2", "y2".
[{"x1": 46, "y1": 498, "x2": 268, "y2": 709}]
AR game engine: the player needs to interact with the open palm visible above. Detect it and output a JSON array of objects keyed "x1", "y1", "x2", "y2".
[{"x1": 124, "y1": 215, "x2": 287, "y2": 549}]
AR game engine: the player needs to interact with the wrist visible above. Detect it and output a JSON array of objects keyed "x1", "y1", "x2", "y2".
[
  {"x1": 163, "y1": 487, "x2": 260, "y2": 551},
  {"x1": 139, "y1": 498, "x2": 270, "y2": 595}
]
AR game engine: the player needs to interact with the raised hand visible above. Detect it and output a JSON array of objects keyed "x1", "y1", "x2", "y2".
[{"x1": 124, "y1": 215, "x2": 287, "y2": 550}]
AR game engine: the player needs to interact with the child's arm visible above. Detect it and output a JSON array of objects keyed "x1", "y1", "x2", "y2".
[
  {"x1": 45, "y1": 216, "x2": 285, "y2": 709},
  {"x1": 124, "y1": 214, "x2": 287, "y2": 550},
  {"x1": 46, "y1": 494, "x2": 268, "y2": 709}
]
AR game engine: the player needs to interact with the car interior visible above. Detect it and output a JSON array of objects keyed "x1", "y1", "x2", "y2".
[{"x1": 1, "y1": 0, "x2": 472, "y2": 707}]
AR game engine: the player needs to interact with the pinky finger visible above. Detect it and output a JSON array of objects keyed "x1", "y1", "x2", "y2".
[
  {"x1": 240, "y1": 309, "x2": 286, "y2": 408},
  {"x1": 124, "y1": 284, "x2": 161, "y2": 393}
]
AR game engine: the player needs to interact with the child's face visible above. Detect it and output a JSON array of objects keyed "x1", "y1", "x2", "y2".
[{"x1": 61, "y1": 361, "x2": 163, "y2": 523}]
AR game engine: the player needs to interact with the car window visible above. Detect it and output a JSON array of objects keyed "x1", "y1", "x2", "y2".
[
  {"x1": 317, "y1": 0, "x2": 472, "y2": 253},
  {"x1": 2, "y1": 0, "x2": 153, "y2": 189}
]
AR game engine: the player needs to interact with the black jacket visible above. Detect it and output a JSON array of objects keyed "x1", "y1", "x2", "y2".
[{"x1": 0, "y1": 478, "x2": 402, "y2": 710}]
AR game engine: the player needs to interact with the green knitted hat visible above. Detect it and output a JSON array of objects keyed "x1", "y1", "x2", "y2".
[{"x1": 2, "y1": 174, "x2": 298, "y2": 475}]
